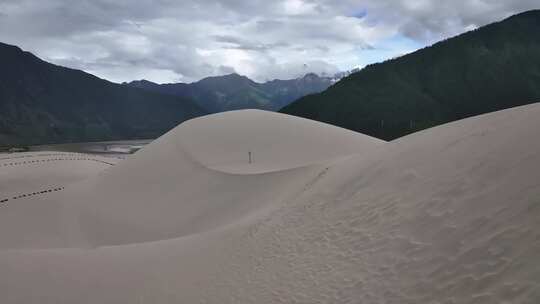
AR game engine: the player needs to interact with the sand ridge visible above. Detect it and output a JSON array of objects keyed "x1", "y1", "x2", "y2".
[{"x1": 1, "y1": 106, "x2": 540, "y2": 303}]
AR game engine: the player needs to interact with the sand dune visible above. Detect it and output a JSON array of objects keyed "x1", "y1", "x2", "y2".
[
  {"x1": 0, "y1": 152, "x2": 119, "y2": 249},
  {"x1": 1, "y1": 106, "x2": 540, "y2": 303},
  {"x1": 175, "y1": 110, "x2": 384, "y2": 173},
  {"x1": 0, "y1": 152, "x2": 116, "y2": 196}
]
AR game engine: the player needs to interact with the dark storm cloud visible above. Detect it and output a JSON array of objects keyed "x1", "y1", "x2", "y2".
[{"x1": 0, "y1": 0, "x2": 537, "y2": 83}]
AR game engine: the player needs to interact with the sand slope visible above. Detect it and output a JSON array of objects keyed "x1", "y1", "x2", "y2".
[
  {"x1": 1, "y1": 107, "x2": 540, "y2": 303},
  {"x1": 0, "y1": 152, "x2": 116, "y2": 197},
  {"x1": 205, "y1": 105, "x2": 540, "y2": 303},
  {"x1": 0, "y1": 110, "x2": 383, "y2": 250},
  {"x1": 0, "y1": 152, "x2": 119, "y2": 249}
]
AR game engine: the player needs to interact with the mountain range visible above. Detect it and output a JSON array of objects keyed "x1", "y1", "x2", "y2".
[
  {"x1": 125, "y1": 72, "x2": 334, "y2": 112},
  {"x1": 0, "y1": 42, "x2": 207, "y2": 146},
  {"x1": 282, "y1": 10, "x2": 540, "y2": 140},
  {"x1": 2, "y1": 10, "x2": 540, "y2": 145},
  {"x1": 0, "y1": 41, "x2": 334, "y2": 146}
]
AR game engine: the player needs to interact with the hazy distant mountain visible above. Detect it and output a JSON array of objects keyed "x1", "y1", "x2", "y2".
[
  {"x1": 282, "y1": 10, "x2": 540, "y2": 140},
  {"x1": 126, "y1": 72, "x2": 334, "y2": 112},
  {"x1": 0, "y1": 42, "x2": 206, "y2": 145}
]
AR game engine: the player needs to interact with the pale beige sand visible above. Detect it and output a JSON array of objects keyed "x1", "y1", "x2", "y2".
[
  {"x1": 0, "y1": 110, "x2": 383, "y2": 249},
  {"x1": 1, "y1": 106, "x2": 539, "y2": 303},
  {"x1": 0, "y1": 152, "x2": 119, "y2": 249},
  {"x1": 0, "y1": 152, "x2": 117, "y2": 201},
  {"x1": 176, "y1": 110, "x2": 383, "y2": 173}
]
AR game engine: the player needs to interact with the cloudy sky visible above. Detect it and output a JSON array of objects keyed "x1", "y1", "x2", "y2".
[{"x1": 0, "y1": 0, "x2": 537, "y2": 83}]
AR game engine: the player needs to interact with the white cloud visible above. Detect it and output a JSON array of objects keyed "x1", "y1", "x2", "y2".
[
  {"x1": 0, "y1": 0, "x2": 537, "y2": 83},
  {"x1": 283, "y1": 0, "x2": 318, "y2": 15}
]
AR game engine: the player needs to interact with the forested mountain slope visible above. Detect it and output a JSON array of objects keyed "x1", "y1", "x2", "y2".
[
  {"x1": 282, "y1": 10, "x2": 540, "y2": 140},
  {"x1": 0, "y1": 42, "x2": 206, "y2": 145}
]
